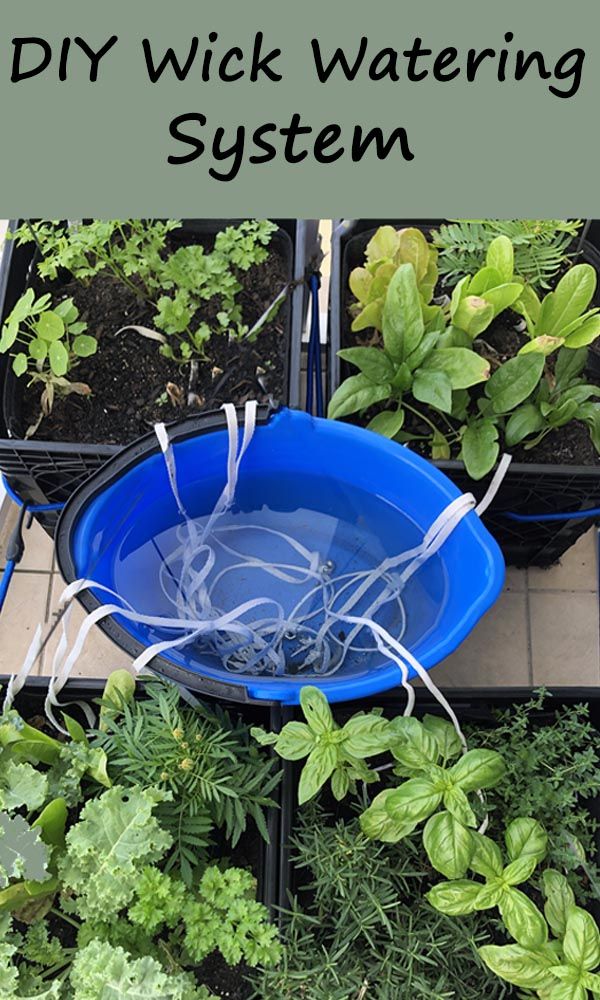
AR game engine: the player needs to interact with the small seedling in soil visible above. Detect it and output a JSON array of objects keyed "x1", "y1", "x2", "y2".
[{"x1": 0, "y1": 289, "x2": 97, "y2": 436}]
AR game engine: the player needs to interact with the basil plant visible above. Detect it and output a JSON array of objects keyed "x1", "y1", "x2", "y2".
[
  {"x1": 478, "y1": 869, "x2": 600, "y2": 999},
  {"x1": 252, "y1": 686, "x2": 392, "y2": 805},
  {"x1": 360, "y1": 714, "x2": 505, "y2": 879}
]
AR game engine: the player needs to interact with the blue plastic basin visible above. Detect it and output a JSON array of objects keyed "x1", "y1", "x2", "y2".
[{"x1": 56, "y1": 408, "x2": 504, "y2": 703}]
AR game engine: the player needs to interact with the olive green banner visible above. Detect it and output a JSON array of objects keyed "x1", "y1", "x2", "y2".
[{"x1": 0, "y1": 0, "x2": 598, "y2": 215}]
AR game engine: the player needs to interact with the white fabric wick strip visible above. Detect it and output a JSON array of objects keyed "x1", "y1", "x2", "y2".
[{"x1": 8, "y1": 399, "x2": 512, "y2": 747}]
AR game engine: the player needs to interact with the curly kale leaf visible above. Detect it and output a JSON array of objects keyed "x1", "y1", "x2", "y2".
[
  {"x1": 69, "y1": 939, "x2": 217, "y2": 999},
  {"x1": 0, "y1": 814, "x2": 49, "y2": 888},
  {"x1": 46, "y1": 743, "x2": 110, "y2": 808},
  {"x1": 0, "y1": 760, "x2": 48, "y2": 814},
  {"x1": 58, "y1": 786, "x2": 172, "y2": 921}
]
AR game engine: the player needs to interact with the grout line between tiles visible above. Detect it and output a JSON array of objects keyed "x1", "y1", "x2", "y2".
[
  {"x1": 527, "y1": 587, "x2": 599, "y2": 595},
  {"x1": 524, "y1": 568, "x2": 534, "y2": 685}
]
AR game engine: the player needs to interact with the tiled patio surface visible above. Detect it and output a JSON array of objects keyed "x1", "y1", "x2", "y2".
[
  {"x1": 0, "y1": 219, "x2": 598, "y2": 686},
  {"x1": 1, "y1": 487, "x2": 598, "y2": 686}
]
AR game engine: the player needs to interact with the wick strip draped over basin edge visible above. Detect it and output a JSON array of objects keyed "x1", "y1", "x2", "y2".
[{"x1": 6, "y1": 403, "x2": 509, "y2": 735}]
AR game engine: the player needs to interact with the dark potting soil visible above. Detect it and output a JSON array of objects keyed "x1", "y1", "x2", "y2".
[
  {"x1": 340, "y1": 237, "x2": 600, "y2": 468},
  {"x1": 21, "y1": 234, "x2": 289, "y2": 445}
]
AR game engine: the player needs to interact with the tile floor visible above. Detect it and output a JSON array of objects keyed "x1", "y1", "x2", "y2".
[
  {"x1": 1, "y1": 486, "x2": 598, "y2": 686},
  {"x1": 0, "y1": 219, "x2": 598, "y2": 687}
]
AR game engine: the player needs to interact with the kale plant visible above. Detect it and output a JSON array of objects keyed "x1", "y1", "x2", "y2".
[{"x1": 0, "y1": 675, "x2": 281, "y2": 998}]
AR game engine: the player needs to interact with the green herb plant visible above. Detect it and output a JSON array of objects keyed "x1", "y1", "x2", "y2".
[
  {"x1": 469, "y1": 691, "x2": 600, "y2": 903},
  {"x1": 255, "y1": 807, "x2": 510, "y2": 1000},
  {"x1": 91, "y1": 676, "x2": 281, "y2": 883},
  {"x1": 0, "y1": 290, "x2": 97, "y2": 435},
  {"x1": 328, "y1": 261, "x2": 490, "y2": 442},
  {"x1": 432, "y1": 220, "x2": 582, "y2": 291},
  {"x1": 153, "y1": 219, "x2": 279, "y2": 362},
  {"x1": 332, "y1": 223, "x2": 600, "y2": 480},
  {"x1": 252, "y1": 685, "x2": 392, "y2": 804},
  {"x1": 478, "y1": 870, "x2": 600, "y2": 998},
  {"x1": 0, "y1": 673, "x2": 281, "y2": 999},
  {"x1": 12, "y1": 219, "x2": 181, "y2": 298}
]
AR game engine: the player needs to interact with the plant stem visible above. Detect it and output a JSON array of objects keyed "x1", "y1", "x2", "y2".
[
  {"x1": 51, "y1": 907, "x2": 81, "y2": 930},
  {"x1": 402, "y1": 402, "x2": 443, "y2": 437}
]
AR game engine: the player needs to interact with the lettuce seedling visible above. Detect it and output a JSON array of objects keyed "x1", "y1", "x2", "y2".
[{"x1": 348, "y1": 225, "x2": 440, "y2": 334}]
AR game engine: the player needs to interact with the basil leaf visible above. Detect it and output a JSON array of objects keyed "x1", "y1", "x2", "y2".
[
  {"x1": 331, "y1": 767, "x2": 350, "y2": 802},
  {"x1": 386, "y1": 779, "x2": 441, "y2": 826},
  {"x1": 327, "y1": 373, "x2": 391, "y2": 420},
  {"x1": 300, "y1": 687, "x2": 333, "y2": 735},
  {"x1": 388, "y1": 717, "x2": 440, "y2": 770},
  {"x1": 474, "y1": 880, "x2": 505, "y2": 910},
  {"x1": 543, "y1": 869, "x2": 576, "y2": 939},
  {"x1": 360, "y1": 788, "x2": 416, "y2": 843},
  {"x1": 298, "y1": 744, "x2": 337, "y2": 804},
  {"x1": 449, "y1": 749, "x2": 506, "y2": 792},
  {"x1": 563, "y1": 907, "x2": 600, "y2": 972},
  {"x1": 500, "y1": 888, "x2": 548, "y2": 949},
  {"x1": 486, "y1": 353, "x2": 545, "y2": 413},
  {"x1": 341, "y1": 714, "x2": 390, "y2": 758},
  {"x1": 443, "y1": 786, "x2": 477, "y2": 828},
  {"x1": 505, "y1": 817, "x2": 548, "y2": 864},
  {"x1": 502, "y1": 856, "x2": 539, "y2": 886},
  {"x1": 423, "y1": 810, "x2": 474, "y2": 878},
  {"x1": 275, "y1": 722, "x2": 316, "y2": 760},
  {"x1": 426, "y1": 879, "x2": 482, "y2": 916},
  {"x1": 422, "y1": 715, "x2": 462, "y2": 763},
  {"x1": 478, "y1": 944, "x2": 557, "y2": 991},
  {"x1": 469, "y1": 832, "x2": 504, "y2": 879}
]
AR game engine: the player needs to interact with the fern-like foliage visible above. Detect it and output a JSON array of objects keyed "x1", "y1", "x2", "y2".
[
  {"x1": 432, "y1": 219, "x2": 582, "y2": 290},
  {"x1": 91, "y1": 679, "x2": 280, "y2": 884}
]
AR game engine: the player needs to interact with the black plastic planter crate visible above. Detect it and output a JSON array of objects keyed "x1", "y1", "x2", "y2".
[
  {"x1": 2, "y1": 675, "x2": 283, "y2": 913},
  {"x1": 0, "y1": 219, "x2": 320, "y2": 534},
  {"x1": 277, "y1": 686, "x2": 600, "y2": 961},
  {"x1": 328, "y1": 219, "x2": 600, "y2": 567}
]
